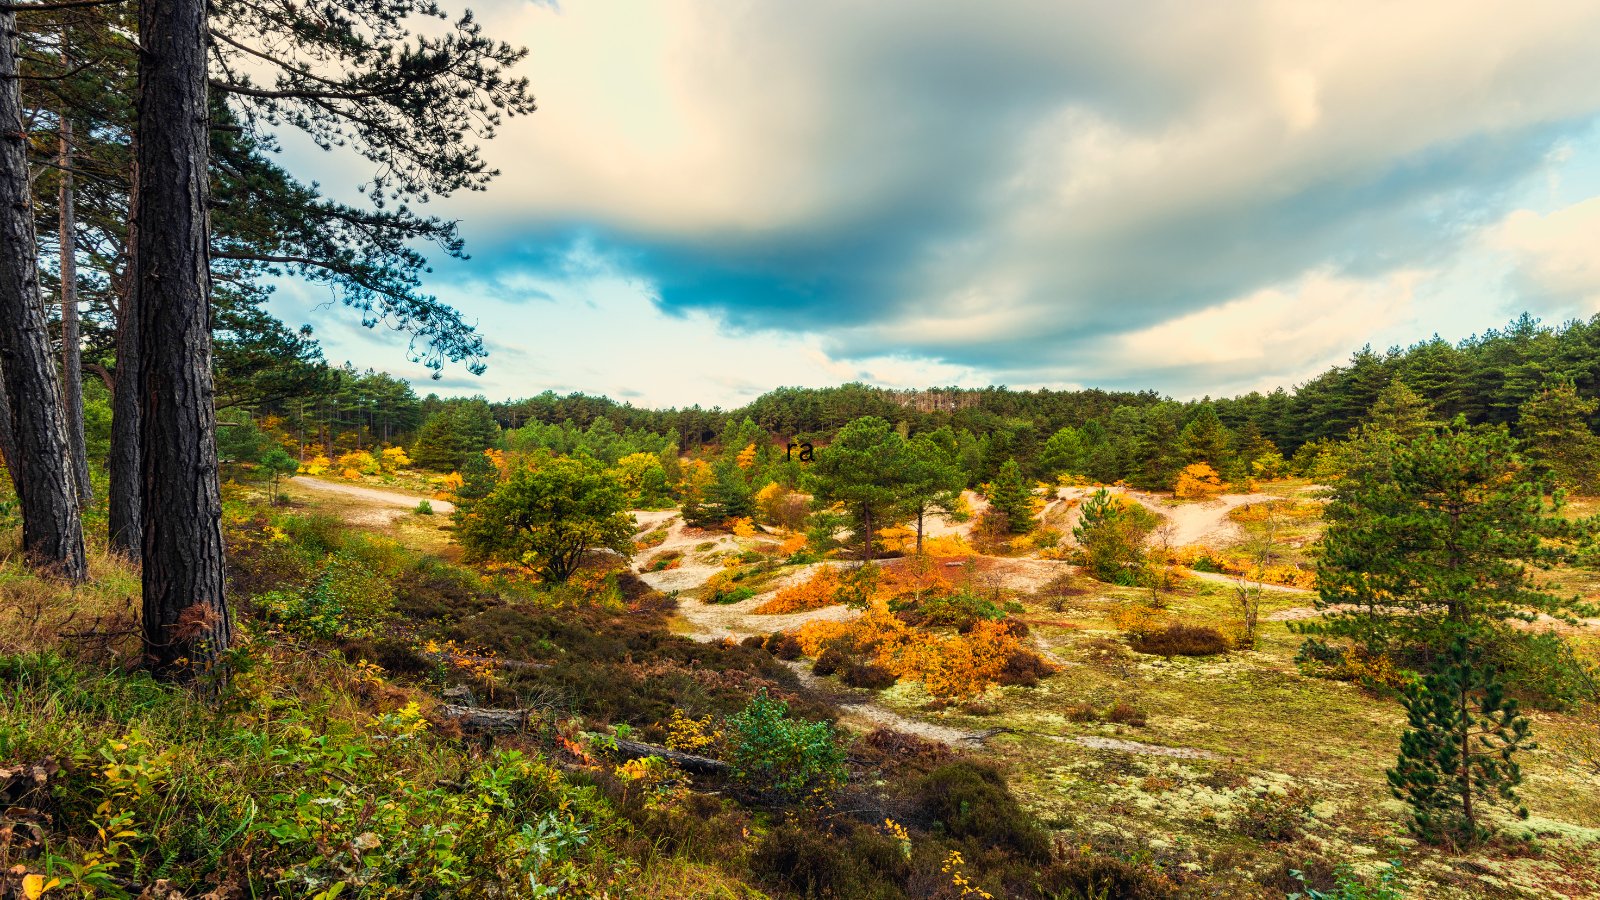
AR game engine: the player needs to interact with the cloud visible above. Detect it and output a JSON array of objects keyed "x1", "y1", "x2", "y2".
[
  {"x1": 272, "y1": 0, "x2": 1600, "y2": 402},
  {"x1": 1493, "y1": 197, "x2": 1600, "y2": 314}
]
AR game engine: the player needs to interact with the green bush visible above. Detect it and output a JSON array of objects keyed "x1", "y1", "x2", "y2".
[
  {"x1": 255, "y1": 554, "x2": 395, "y2": 639},
  {"x1": 1288, "y1": 860, "x2": 1406, "y2": 899},
  {"x1": 709, "y1": 584, "x2": 757, "y2": 605},
  {"x1": 725, "y1": 689, "x2": 847, "y2": 801},
  {"x1": 416, "y1": 498, "x2": 434, "y2": 515}
]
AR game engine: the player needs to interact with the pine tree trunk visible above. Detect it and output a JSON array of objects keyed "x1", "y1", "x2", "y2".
[
  {"x1": 0, "y1": 12, "x2": 87, "y2": 581},
  {"x1": 916, "y1": 508, "x2": 925, "y2": 555},
  {"x1": 0, "y1": 375, "x2": 17, "y2": 488},
  {"x1": 108, "y1": 139, "x2": 142, "y2": 555},
  {"x1": 58, "y1": 95, "x2": 92, "y2": 505},
  {"x1": 136, "y1": 0, "x2": 230, "y2": 679}
]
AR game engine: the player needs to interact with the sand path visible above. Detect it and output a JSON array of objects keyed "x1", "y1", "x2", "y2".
[{"x1": 287, "y1": 476, "x2": 455, "y2": 525}]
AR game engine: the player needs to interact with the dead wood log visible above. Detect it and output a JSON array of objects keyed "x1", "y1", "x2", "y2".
[
  {"x1": 439, "y1": 704, "x2": 532, "y2": 734},
  {"x1": 613, "y1": 738, "x2": 731, "y2": 775}
]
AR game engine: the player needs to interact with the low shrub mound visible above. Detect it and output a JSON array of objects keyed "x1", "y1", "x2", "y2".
[
  {"x1": 914, "y1": 762, "x2": 1052, "y2": 862},
  {"x1": 1129, "y1": 623, "x2": 1231, "y2": 657},
  {"x1": 841, "y1": 660, "x2": 898, "y2": 689},
  {"x1": 813, "y1": 645, "x2": 849, "y2": 676}
]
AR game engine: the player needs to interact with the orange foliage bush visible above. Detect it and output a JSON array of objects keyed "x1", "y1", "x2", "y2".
[
  {"x1": 755, "y1": 565, "x2": 844, "y2": 614},
  {"x1": 1174, "y1": 462, "x2": 1227, "y2": 498},
  {"x1": 793, "y1": 607, "x2": 1053, "y2": 699},
  {"x1": 1171, "y1": 545, "x2": 1316, "y2": 590},
  {"x1": 920, "y1": 534, "x2": 975, "y2": 557}
]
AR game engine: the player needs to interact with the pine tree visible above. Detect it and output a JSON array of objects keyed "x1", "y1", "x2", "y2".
[
  {"x1": 1179, "y1": 404, "x2": 1233, "y2": 472},
  {"x1": 455, "y1": 450, "x2": 499, "y2": 505},
  {"x1": 1364, "y1": 380, "x2": 1439, "y2": 440},
  {"x1": 1301, "y1": 419, "x2": 1595, "y2": 666},
  {"x1": 0, "y1": 5, "x2": 87, "y2": 581},
  {"x1": 1039, "y1": 426, "x2": 1087, "y2": 480},
  {"x1": 902, "y1": 434, "x2": 965, "y2": 553},
  {"x1": 1517, "y1": 380, "x2": 1600, "y2": 492},
  {"x1": 1388, "y1": 638, "x2": 1532, "y2": 848},
  {"x1": 811, "y1": 416, "x2": 910, "y2": 559},
  {"x1": 985, "y1": 458, "x2": 1035, "y2": 534},
  {"x1": 703, "y1": 459, "x2": 755, "y2": 524}
]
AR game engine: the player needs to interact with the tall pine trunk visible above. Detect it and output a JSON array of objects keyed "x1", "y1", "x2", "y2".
[
  {"x1": 58, "y1": 87, "x2": 92, "y2": 505},
  {"x1": 108, "y1": 234, "x2": 141, "y2": 553},
  {"x1": 136, "y1": 0, "x2": 230, "y2": 678},
  {"x1": 0, "y1": 11, "x2": 87, "y2": 581},
  {"x1": 0, "y1": 375, "x2": 16, "y2": 485}
]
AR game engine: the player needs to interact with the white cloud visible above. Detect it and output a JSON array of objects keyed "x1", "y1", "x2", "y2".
[
  {"x1": 270, "y1": 0, "x2": 1600, "y2": 403},
  {"x1": 1493, "y1": 197, "x2": 1600, "y2": 313}
]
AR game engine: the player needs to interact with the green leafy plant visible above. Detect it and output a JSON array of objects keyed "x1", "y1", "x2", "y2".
[{"x1": 725, "y1": 689, "x2": 846, "y2": 801}]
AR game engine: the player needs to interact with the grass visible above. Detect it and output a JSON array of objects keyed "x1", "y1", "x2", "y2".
[
  {"x1": 6, "y1": 469, "x2": 1600, "y2": 898},
  {"x1": 880, "y1": 567, "x2": 1600, "y2": 899}
]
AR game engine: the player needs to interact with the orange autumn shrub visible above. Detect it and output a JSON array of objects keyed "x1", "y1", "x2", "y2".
[
  {"x1": 778, "y1": 532, "x2": 808, "y2": 555},
  {"x1": 794, "y1": 608, "x2": 1047, "y2": 699},
  {"x1": 1110, "y1": 601, "x2": 1166, "y2": 637},
  {"x1": 795, "y1": 619, "x2": 854, "y2": 656},
  {"x1": 878, "y1": 525, "x2": 917, "y2": 554},
  {"x1": 921, "y1": 534, "x2": 975, "y2": 557},
  {"x1": 1172, "y1": 545, "x2": 1316, "y2": 590},
  {"x1": 1174, "y1": 462, "x2": 1227, "y2": 498},
  {"x1": 755, "y1": 566, "x2": 844, "y2": 614}
]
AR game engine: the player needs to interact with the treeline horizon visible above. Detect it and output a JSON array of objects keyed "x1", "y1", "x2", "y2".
[{"x1": 221, "y1": 309, "x2": 1600, "y2": 498}]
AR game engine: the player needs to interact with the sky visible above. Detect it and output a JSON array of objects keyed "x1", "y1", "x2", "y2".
[{"x1": 265, "y1": 0, "x2": 1600, "y2": 409}]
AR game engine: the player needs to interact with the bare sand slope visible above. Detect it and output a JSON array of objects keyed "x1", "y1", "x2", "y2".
[{"x1": 1055, "y1": 486, "x2": 1273, "y2": 548}]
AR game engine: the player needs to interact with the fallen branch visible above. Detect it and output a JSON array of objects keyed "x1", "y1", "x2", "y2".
[
  {"x1": 613, "y1": 738, "x2": 731, "y2": 775},
  {"x1": 439, "y1": 704, "x2": 531, "y2": 734}
]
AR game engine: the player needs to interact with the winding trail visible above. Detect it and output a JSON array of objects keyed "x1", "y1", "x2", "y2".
[
  {"x1": 632, "y1": 513, "x2": 997, "y2": 746},
  {"x1": 287, "y1": 476, "x2": 454, "y2": 525}
]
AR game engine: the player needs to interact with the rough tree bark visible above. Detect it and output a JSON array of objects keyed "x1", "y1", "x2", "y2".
[
  {"x1": 0, "y1": 10, "x2": 87, "y2": 581},
  {"x1": 107, "y1": 244, "x2": 140, "y2": 553},
  {"x1": 0, "y1": 375, "x2": 17, "y2": 487},
  {"x1": 58, "y1": 78, "x2": 92, "y2": 505},
  {"x1": 136, "y1": 0, "x2": 230, "y2": 678}
]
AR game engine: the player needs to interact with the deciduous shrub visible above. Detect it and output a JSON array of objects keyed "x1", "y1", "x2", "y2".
[
  {"x1": 1129, "y1": 623, "x2": 1230, "y2": 657},
  {"x1": 754, "y1": 565, "x2": 843, "y2": 614},
  {"x1": 725, "y1": 689, "x2": 847, "y2": 801}
]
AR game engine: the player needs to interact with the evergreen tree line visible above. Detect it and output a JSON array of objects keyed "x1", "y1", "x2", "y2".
[{"x1": 485, "y1": 312, "x2": 1600, "y2": 490}]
